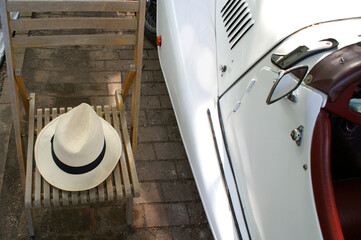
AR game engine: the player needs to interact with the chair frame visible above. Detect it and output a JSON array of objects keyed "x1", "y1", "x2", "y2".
[{"x1": 0, "y1": 0, "x2": 146, "y2": 236}]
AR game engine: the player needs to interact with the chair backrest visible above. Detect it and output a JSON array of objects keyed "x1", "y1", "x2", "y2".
[
  {"x1": 3, "y1": 0, "x2": 145, "y2": 65},
  {"x1": 0, "y1": 0, "x2": 146, "y2": 186}
]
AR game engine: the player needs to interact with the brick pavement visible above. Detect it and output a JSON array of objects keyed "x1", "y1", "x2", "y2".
[{"x1": 0, "y1": 32, "x2": 214, "y2": 239}]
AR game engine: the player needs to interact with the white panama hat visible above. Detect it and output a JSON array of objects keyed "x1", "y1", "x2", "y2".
[{"x1": 34, "y1": 103, "x2": 122, "y2": 191}]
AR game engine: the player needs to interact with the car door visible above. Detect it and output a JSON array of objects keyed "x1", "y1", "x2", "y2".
[{"x1": 218, "y1": 61, "x2": 324, "y2": 239}]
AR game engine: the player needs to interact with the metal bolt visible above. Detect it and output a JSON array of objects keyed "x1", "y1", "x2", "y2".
[
  {"x1": 287, "y1": 91, "x2": 298, "y2": 103},
  {"x1": 220, "y1": 65, "x2": 227, "y2": 73},
  {"x1": 340, "y1": 57, "x2": 345, "y2": 64},
  {"x1": 291, "y1": 129, "x2": 301, "y2": 142},
  {"x1": 290, "y1": 125, "x2": 304, "y2": 146},
  {"x1": 303, "y1": 164, "x2": 308, "y2": 171},
  {"x1": 304, "y1": 74, "x2": 313, "y2": 85}
]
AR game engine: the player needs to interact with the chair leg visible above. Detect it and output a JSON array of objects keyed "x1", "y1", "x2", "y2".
[
  {"x1": 25, "y1": 208, "x2": 34, "y2": 236},
  {"x1": 126, "y1": 198, "x2": 133, "y2": 225}
]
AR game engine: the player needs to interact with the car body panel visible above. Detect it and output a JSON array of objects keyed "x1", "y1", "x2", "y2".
[
  {"x1": 216, "y1": 0, "x2": 361, "y2": 95},
  {"x1": 157, "y1": 0, "x2": 361, "y2": 239},
  {"x1": 219, "y1": 65, "x2": 324, "y2": 239},
  {"x1": 218, "y1": 18, "x2": 361, "y2": 239},
  {"x1": 157, "y1": 1, "x2": 246, "y2": 239}
]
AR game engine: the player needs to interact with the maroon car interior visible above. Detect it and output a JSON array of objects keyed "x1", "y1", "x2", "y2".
[
  {"x1": 310, "y1": 42, "x2": 361, "y2": 124},
  {"x1": 311, "y1": 110, "x2": 344, "y2": 240},
  {"x1": 310, "y1": 42, "x2": 361, "y2": 240}
]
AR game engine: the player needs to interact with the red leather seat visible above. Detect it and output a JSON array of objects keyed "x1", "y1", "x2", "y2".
[{"x1": 334, "y1": 179, "x2": 361, "y2": 240}]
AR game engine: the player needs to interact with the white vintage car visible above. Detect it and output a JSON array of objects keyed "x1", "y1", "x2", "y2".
[{"x1": 156, "y1": 0, "x2": 361, "y2": 239}]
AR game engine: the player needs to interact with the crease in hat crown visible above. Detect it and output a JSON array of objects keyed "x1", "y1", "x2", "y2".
[{"x1": 52, "y1": 103, "x2": 105, "y2": 167}]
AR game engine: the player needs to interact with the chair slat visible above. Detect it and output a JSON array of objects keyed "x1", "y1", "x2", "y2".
[
  {"x1": 121, "y1": 152, "x2": 132, "y2": 198},
  {"x1": 89, "y1": 105, "x2": 97, "y2": 203},
  {"x1": 43, "y1": 108, "x2": 51, "y2": 207},
  {"x1": 104, "y1": 106, "x2": 114, "y2": 201},
  {"x1": 116, "y1": 91, "x2": 140, "y2": 197},
  {"x1": 59, "y1": 107, "x2": 69, "y2": 206},
  {"x1": 12, "y1": 34, "x2": 137, "y2": 48},
  {"x1": 130, "y1": 0, "x2": 146, "y2": 158},
  {"x1": 96, "y1": 106, "x2": 105, "y2": 202},
  {"x1": 81, "y1": 191, "x2": 87, "y2": 204},
  {"x1": 10, "y1": 18, "x2": 138, "y2": 31},
  {"x1": 25, "y1": 93, "x2": 36, "y2": 208},
  {"x1": 111, "y1": 107, "x2": 125, "y2": 200},
  {"x1": 71, "y1": 192, "x2": 79, "y2": 205},
  {"x1": 34, "y1": 109, "x2": 43, "y2": 208},
  {"x1": 89, "y1": 187, "x2": 96, "y2": 203},
  {"x1": 51, "y1": 108, "x2": 60, "y2": 207},
  {"x1": 7, "y1": 0, "x2": 140, "y2": 13}
]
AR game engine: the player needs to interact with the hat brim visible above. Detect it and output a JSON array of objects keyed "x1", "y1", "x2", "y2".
[{"x1": 34, "y1": 114, "x2": 122, "y2": 191}]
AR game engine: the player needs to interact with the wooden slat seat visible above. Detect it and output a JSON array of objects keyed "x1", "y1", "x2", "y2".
[{"x1": 25, "y1": 94, "x2": 140, "y2": 209}]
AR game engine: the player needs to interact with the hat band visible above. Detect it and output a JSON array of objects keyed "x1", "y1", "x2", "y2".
[{"x1": 50, "y1": 136, "x2": 106, "y2": 175}]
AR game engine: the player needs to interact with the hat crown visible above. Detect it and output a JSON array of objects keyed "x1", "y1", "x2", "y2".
[{"x1": 53, "y1": 103, "x2": 104, "y2": 167}]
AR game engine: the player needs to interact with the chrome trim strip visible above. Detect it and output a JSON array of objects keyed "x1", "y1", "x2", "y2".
[{"x1": 207, "y1": 108, "x2": 251, "y2": 239}]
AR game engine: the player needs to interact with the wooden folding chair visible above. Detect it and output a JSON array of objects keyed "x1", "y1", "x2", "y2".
[{"x1": 0, "y1": 0, "x2": 145, "y2": 236}]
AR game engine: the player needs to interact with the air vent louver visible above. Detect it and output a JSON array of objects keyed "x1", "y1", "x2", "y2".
[{"x1": 221, "y1": 0, "x2": 254, "y2": 50}]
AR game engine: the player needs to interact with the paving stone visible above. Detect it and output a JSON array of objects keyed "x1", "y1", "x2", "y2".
[
  {"x1": 138, "y1": 126, "x2": 168, "y2": 142},
  {"x1": 89, "y1": 61, "x2": 105, "y2": 71},
  {"x1": 167, "y1": 126, "x2": 182, "y2": 141},
  {"x1": 153, "y1": 70, "x2": 165, "y2": 83},
  {"x1": 143, "y1": 59, "x2": 161, "y2": 71},
  {"x1": 159, "y1": 95, "x2": 173, "y2": 108},
  {"x1": 134, "y1": 182, "x2": 163, "y2": 204},
  {"x1": 126, "y1": 228, "x2": 172, "y2": 240},
  {"x1": 0, "y1": 135, "x2": 28, "y2": 239},
  {"x1": 136, "y1": 143, "x2": 156, "y2": 161},
  {"x1": 53, "y1": 96, "x2": 91, "y2": 108},
  {"x1": 132, "y1": 205, "x2": 147, "y2": 228},
  {"x1": 38, "y1": 82, "x2": 66, "y2": 96},
  {"x1": 143, "y1": 39, "x2": 155, "y2": 50},
  {"x1": 140, "y1": 95, "x2": 161, "y2": 109},
  {"x1": 141, "y1": 82, "x2": 168, "y2": 96},
  {"x1": 0, "y1": 78, "x2": 10, "y2": 104},
  {"x1": 32, "y1": 208, "x2": 98, "y2": 235},
  {"x1": 107, "y1": 82, "x2": 122, "y2": 95},
  {"x1": 88, "y1": 50, "x2": 119, "y2": 60},
  {"x1": 154, "y1": 142, "x2": 187, "y2": 160},
  {"x1": 146, "y1": 49, "x2": 159, "y2": 60},
  {"x1": 176, "y1": 160, "x2": 194, "y2": 179},
  {"x1": 187, "y1": 201, "x2": 208, "y2": 225},
  {"x1": 125, "y1": 109, "x2": 147, "y2": 127},
  {"x1": 43, "y1": 59, "x2": 67, "y2": 71},
  {"x1": 125, "y1": 95, "x2": 161, "y2": 111},
  {"x1": 146, "y1": 109, "x2": 177, "y2": 126},
  {"x1": 136, "y1": 161, "x2": 178, "y2": 181},
  {"x1": 29, "y1": 48, "x2": 56, "y2": 59},
  {"x1": 171, "y1": 226, "x2": 214, "y2": 240},
  {"x1": 96, "y1": 206, "x2": 125, "y2": 229},
  {"x1": 118, "y1": 49, "x2": 134, "y2": 60},
  {"x1": 68, "y1": 83, "x2": 108, "y2": 96},
  {"x1": 34, "y1": 70, "x2": 78, "y2": 83},
  {"x1": 144, "y1": 203, "x2": 189, "y2": 227},
  {"x1": 89, "y1": 71, "x2": 122, "y2": 83},
  {"x1": 89, "y1": 96, "x2": 115, "y2": 107},
  {"x1": 141, "y1": 71, "x2": 154, "y2": 83},
  {"x1": 161, "y1": 181, "x2": 199, "y2": 202},
  {"x1": 0, "y1": 104, "x2": 12, "y2": 194},
  {"x1": 105, "y1": 60, "x2": 133, "y2": 71}
]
